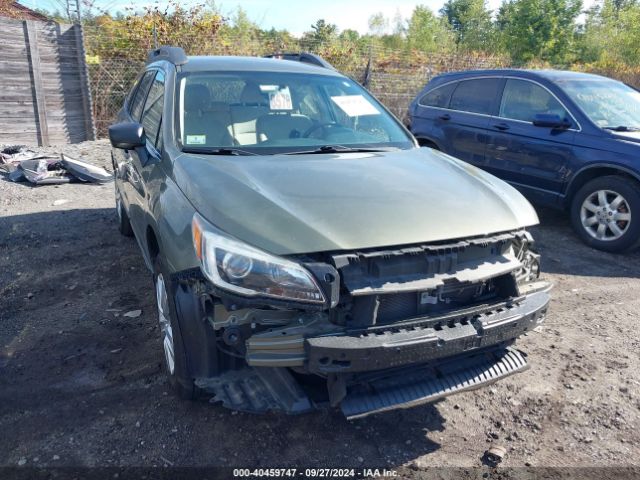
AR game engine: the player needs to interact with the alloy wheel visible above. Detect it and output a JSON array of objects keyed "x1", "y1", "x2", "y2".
[
  {"x1": 155, "y1": 273, "x2": 175, "y2": 375},
  {"x1": 580, "y1": 189, "x2": 631, "y2": 241}
]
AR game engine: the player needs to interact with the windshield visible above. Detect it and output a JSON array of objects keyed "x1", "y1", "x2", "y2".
[
  {"x1": 177, "y1": 71, "x2": 414, "y2": 154},
  {"x1": 558, "y1": 79, "x2": 640, "y2": 130}
]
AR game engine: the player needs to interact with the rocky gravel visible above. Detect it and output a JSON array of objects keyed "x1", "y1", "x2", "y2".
[{"x1": 0, "y1": 140, "x2": 639, "y2": 478}]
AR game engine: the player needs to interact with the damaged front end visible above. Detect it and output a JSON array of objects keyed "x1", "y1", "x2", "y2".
[{"x1": 181, "y1": 217, "x2": 550, "y2": 419}]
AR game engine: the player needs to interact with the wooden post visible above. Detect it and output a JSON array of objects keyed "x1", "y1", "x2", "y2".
[
  {"x1": 24, "y1": 20, "x2": 50, "y2": 146},
  {"x1": 74, "y1": 23, "x2": 96, "y2": 141}
]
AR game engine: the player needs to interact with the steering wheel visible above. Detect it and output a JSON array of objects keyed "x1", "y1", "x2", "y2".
[{"x1": 302, "y1": 122, "x2": 339, "y2": 138}]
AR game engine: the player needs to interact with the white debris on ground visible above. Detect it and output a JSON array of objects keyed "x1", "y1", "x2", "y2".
[{"x1": 0, "y1": 141, "x2": 113, "y2": 185}]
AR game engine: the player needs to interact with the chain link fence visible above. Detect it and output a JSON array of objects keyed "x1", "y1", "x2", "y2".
[{"x1": 83, "y1": 27, "x2": 509, "y2": 137}]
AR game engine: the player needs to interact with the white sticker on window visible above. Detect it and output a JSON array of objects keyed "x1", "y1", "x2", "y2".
[
  {"x1": 331, "y1": 95, "x2": 380, "y2": 117},
  {"x1": 186, "y1": 134, "x2": 206, "y2": 145},
  {"x1": 269, "y1": 87, "x2": 293, "y2": 110}
]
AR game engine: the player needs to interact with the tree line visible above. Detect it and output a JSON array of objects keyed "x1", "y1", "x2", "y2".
[{"x1": 35, "y1": 0, "x2": 640, "y2": 81}]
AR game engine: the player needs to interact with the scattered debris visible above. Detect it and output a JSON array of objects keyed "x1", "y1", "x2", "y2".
[
  {"x1": 123, "y1": 309, "x2": 142, "y2": 318},
  {"x1": 483, "y1": 445, "x2": 507, "y2": 466},
  {"x1": 17, "y1": 457, "x2": 27, "y2": 466},
  {"x1": 52, "y1": 199, "x2": 70, "y2": 206},
  {"x1": 61, "y1": 154, "x2": 113, "y2": 183},
  {"x1": 160, "y1": 456, "x2": 174, "y2": 466},
  {"x1": 0, "y1": 146, "x2": 112, "y2": 186}
]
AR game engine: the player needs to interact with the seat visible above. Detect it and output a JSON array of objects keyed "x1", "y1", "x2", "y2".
[
  {"x1": 183, "y1": 84, "x2": 233, "y2": 147},
  {"x1": 256, "y1": 113, "x2": 313, "y2": 142},
  {"x1": 229, "y1": 83, "x2": 269, "y2": 145}
]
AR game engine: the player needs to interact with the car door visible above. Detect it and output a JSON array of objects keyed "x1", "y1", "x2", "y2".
[
  {"x1": 435, "y1": 78, "x2": 503, "y2": 166},
  {"x1": 410, "y1": 82, "x2": 457, "y2": 144},
  {"x1": 484, "y1": 78, "x2": 578, "y2": 205},
  {"x1": 114, "y1": 70, "x2": 156, "y2": 212},
  {"x1": 125, "y1": 69, "x2": 166, "y2": 241}
]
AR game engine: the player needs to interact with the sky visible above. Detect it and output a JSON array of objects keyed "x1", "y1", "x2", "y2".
[{"x1": 22, "y1": 0, "x2": 597, "y2": 35}]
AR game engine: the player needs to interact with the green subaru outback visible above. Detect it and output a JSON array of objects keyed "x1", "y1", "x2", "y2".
[{"x1": 108, "y1": 47, "x2": 550, "y2": 419}]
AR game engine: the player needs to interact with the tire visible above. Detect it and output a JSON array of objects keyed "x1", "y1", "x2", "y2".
[
  {"x1": 570, "y1": 175, "x2": 640, "y2": 253},
  {"x1": 115, "y1": 189, "x2": 134, "y2": 237},
  {"x1": 153, "y1": 256, "x2": 199, "y2": 399}
]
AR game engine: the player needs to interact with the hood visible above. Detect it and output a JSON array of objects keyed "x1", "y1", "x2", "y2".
[
  {"x1": 173, "y1": 148, "x2": 538, "y2": 255},
  {"x1": 613, "y1": 130, "x2": 640, "y2": 144}
]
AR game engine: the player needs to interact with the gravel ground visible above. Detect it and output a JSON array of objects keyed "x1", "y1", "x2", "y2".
[{"x1": 1, "y1": 141, "x2": 639, "y2": 478}]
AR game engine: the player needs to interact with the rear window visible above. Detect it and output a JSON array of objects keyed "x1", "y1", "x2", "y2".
[
  {"x1": 449, "y1": 79, "x2": 502, "y2": 115},
  {"x1": 419, "y1": 82, "x2": 456, "y2": 108}
]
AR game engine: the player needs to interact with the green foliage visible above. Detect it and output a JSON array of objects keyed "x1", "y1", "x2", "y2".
[
  {"x1": 406, "y1": 5, "x2": 456, "y2": 53},
  {"x1": 305, "y1": 19, "x2": 338, "y2": 43},
  {"x1": 76, "y1": 0, "x2": 640, "y2": 89},
  {"x1": 581, "y1": 0, "x2": 640, "y2": 65},
  {"x1": 440, "y1": 0, "x2": 496, "y2": 51},
  {"x1": 496, "y1": 0, "x2": 582, "y2": 64}
]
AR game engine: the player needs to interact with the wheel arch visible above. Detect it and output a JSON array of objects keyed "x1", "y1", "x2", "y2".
[{"x1": 565, "y1": 164, "x2": 640, "y2": 207}]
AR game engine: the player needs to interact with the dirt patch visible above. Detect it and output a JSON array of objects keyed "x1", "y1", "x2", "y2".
[{"x1": 1, "y1": 141, "x2": 639, "y2": 476}]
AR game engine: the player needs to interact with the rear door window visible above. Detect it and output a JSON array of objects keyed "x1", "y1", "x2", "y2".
[
  {"x1": 499, "y1": 79, "x2": 569, "y2": 123},
  {"x1": 449, "y1": 79, "x2": 502, "y2": 115},
  {"x1": 419, "y1": 82, "x2": 457, "y2": 108},
  {"x1": 129, "y1": 71, "x2": 155, "y2": 121},
  {"x1": 140, "y1": 71, "x2": 165, "y2": 149}
]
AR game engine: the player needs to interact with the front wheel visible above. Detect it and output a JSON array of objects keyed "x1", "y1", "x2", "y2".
[
  {"x1": 570, "y1": 175, "x2": 640, "y2": 253},
  {"x1": 153, "y1": 257, "x2": 198, "y2": 399}
]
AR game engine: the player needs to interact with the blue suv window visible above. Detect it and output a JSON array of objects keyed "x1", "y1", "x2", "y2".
[
  {"x1": 499, "y1": 79, "x2": 568, "y2": 123},
  {"x1": 449, "y1": 78, "x2": 501, "y2": 115},
  {"x1": 419, "y1": 82, "x2": 457, "y2": 108}
]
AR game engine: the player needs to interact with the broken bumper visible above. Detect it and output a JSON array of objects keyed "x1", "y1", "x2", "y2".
[
  {"x1": 305, "y1": 289, "x2": 549, "y2": 374},
  {"x1": 199, "y1": 290, "x2": 548, "y2": 418},
  {"x1": 198, "y1": 346, "x2": 531, "y2": 419}
]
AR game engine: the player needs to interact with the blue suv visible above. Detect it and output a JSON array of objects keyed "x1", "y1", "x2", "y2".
[{"x1": 409, "y1": 69, "x2": 640, "y2": 253}]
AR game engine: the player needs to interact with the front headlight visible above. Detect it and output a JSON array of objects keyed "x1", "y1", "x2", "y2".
[{"x1": 191, "y1": 214, "x2": 326, "y2": 305}]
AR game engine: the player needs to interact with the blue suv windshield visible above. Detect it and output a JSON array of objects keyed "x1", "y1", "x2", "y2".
[
  {"x1": 176, "y1": 71, "x2": 414, "y2": 154},
  {"x1": 559, "y1": 79, "x2": 640, "y2": 130}
]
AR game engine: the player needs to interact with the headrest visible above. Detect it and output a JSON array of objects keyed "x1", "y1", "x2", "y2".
[
  {"x1": 184, "y1": 84, "x2": 210, "y2": 112},
  {"x1": 240, "y1": 82, "x2": 265, "y2": 104}
]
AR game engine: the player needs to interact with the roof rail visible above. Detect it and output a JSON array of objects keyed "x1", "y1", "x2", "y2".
[
  {"x1": 264, "y1": 52, "x2": 336, "y2": 70},
  {"x1": 147, "y1": 46, "x2": 188, "y2": 66}
]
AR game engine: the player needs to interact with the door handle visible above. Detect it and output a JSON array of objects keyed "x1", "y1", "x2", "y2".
[
  {"x1": 493, "y1": 123, "x2": 510, "y2": 131},
  {"x1": 438, "y1": 113, "x2": 451, "y2": 121}
]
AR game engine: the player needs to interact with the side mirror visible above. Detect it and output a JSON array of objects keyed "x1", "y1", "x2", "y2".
[
  {"x1": 533, "y1": 113, "x2": 570, "y2": 130},
  {"x1": 108, "y1": 122, "x2": 146, "y2": 149}
]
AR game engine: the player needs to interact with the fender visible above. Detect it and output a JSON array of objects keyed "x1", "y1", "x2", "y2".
[{"x1": 565, "y1": 162, "x2": 640, "y2": 198}]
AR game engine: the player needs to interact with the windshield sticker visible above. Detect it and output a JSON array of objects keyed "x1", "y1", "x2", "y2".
[
  {"x1": 186, "y1": 134, "x2": 206, "y2": 145},
  {"x1": 331, "y1": 95, "x2": 380, "y2": 117},
  {"x1": 269, "y1": 87, "x2": 293, "y2": 110}
]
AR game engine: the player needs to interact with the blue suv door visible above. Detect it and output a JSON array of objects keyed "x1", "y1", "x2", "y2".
[
  {"x1": 430, "y1": 78, "x2": 503, "y2": 166},
  {"x1": 484, "y1": 78, "x2": 578, "y2": 206}
]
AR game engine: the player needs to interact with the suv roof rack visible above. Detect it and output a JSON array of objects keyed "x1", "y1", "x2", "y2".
[
  {"x1": 264, "y1": 52, "x2": 336, "y2": 70},
  {"x1": 147, "y1": 46, "x2": 188, "y2": 66}
]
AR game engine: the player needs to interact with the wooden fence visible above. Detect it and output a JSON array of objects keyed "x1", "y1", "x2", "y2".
[{"x1": 0, "y1": 17, "x2": 95, "y2": 145}]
